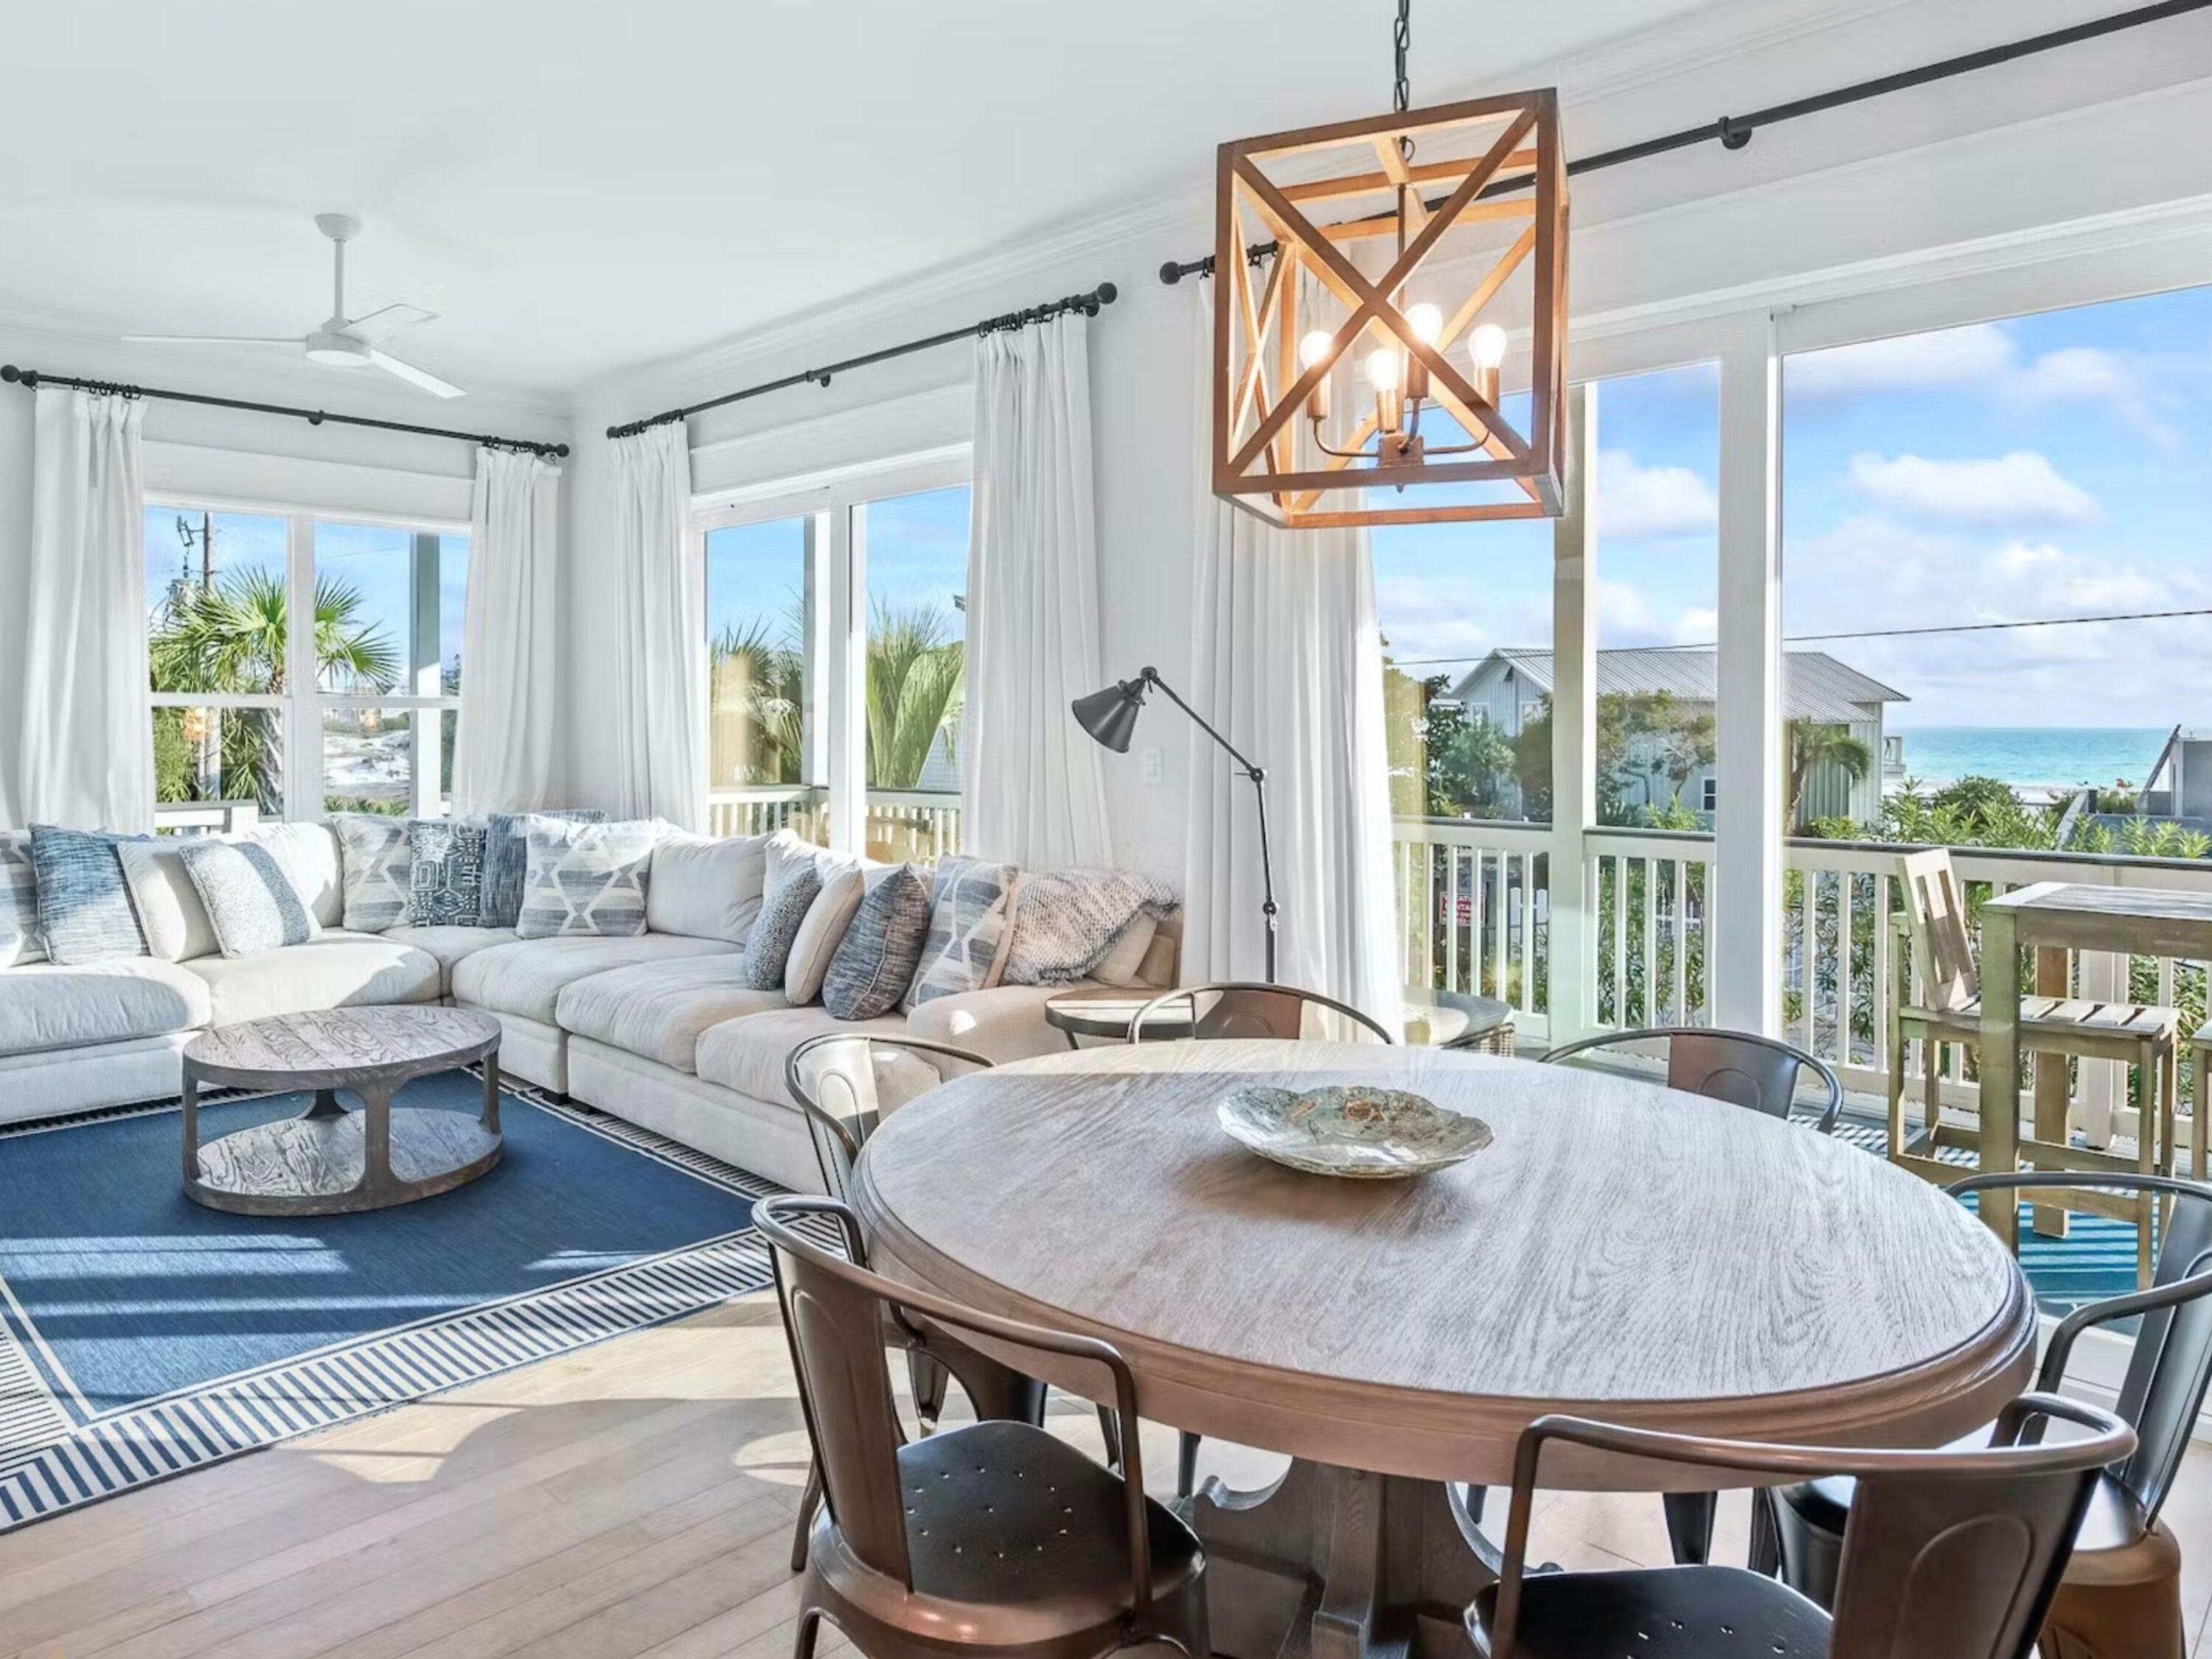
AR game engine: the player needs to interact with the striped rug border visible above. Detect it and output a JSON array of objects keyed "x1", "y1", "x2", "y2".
[{"x1": 0, "y1": 1077, "x2": 806, "y2": 1533}]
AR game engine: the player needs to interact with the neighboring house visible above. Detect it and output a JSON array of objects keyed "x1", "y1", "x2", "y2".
[{"x1": 1447, "y1": 647, "x2": 1907, "y2": 825}]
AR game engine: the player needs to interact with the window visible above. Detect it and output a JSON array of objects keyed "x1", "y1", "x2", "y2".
[
  {"x1": 145, "y1": 505, "x2": 470, "y2": 822},
  {"x1": 1700, "y1": 777, "x2": 1717, "y2": 813},
  {"x1": 697, "y1": 456, "x2": 970, "y2": 858}
]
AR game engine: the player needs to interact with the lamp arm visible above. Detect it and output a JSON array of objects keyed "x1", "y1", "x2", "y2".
[{"x1": 1135, "y1": 669, "x2": 1279, "y2": 984}]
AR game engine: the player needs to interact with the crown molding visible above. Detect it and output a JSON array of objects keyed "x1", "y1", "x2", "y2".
[{"x1": 0, "y1": 306, "x2": 574, "y2": 429}]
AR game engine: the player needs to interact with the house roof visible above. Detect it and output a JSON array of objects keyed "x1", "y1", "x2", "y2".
[{"x1": 1448, "y1": 647, "x2": 1907, "y2": 725}]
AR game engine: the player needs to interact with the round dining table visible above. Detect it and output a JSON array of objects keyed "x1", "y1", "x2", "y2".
[{"x1": 851, "y1": 1040, "x2": 2035, "y2": 1659}]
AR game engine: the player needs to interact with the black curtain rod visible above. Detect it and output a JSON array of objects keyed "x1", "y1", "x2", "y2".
[
  {"x1": 0, "y1": 363, "x2": 571, "y2": 458},
  {"x1": 607, "y1": 282, "x2": 1119, "y2": 439},
  {"x1": 1158, "y1": 0, "x2": 2212, "y2": 283}
]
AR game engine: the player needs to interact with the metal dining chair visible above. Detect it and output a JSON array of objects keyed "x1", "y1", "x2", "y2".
[
  {"x1": 1539, "y1": 1025, "x2": 1843, "y2": 1133},
  {"x1": 757, "y1": 1194, "x2": 1209, "y2": 1659},
  {"x1": 1467, "y1": 1397, "x2": 2133, "y2": 1659},
  {"x1": 783, "y1": 1032, "x2": 1031, "y2": 1571},
  {"x1": 1539, "y1": 1023, "x2": 1843, "y2": 1568},
  {"x1": 1126, "y1": 978, "x2": 1391, "y2": 1497},
  {"x1": 1129, "y1": 981, "x2": 1395, "y2": 1045},
  {"x1": 1769, "y1": 1169, "x2": 2212, "y2": 1658}
]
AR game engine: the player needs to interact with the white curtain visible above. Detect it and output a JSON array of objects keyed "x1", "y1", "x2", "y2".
[
  {"x1": 2, "y1": 388, "x2": 151, "y2": 831},
  {"x1": 1183, "y1": 291, "x2": 1401, "y2": 1029},
  {"x1": 608, "y1": 423, "x2": 703, "y2": 828},
  {"x1": 961, "y1": 313, "x2": 1113, "y2": 867},
  {"x1": 450, "y1": 447, "x2": 563, "y2": 817}
]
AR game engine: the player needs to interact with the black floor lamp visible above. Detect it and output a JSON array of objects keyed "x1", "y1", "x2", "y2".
[{"x1": 1071, "y1": 667, "x2": 1277, "y2": 984}]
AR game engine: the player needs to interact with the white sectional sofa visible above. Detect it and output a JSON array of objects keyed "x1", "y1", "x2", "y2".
[{"x1": 0, "y1": 823, "x2": 1176, "y2": 1194}]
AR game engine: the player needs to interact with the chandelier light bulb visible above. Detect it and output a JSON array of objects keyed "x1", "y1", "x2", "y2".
[
  {"x1": 1364, "y1": 348, "x2": 1402, "y2": 392},
  {"x1": 1298, "y1": 330, "x2": 1335, "y2": 370},
  {"x1": 1405, "y1": 303, "x2": 1444, "y2": 346},
  {"x1": 1469, "y1": 323, "x2": 1510, "y2": 371}
]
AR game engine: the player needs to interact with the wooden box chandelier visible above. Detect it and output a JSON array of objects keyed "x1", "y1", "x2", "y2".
[{"x1": 1209, "y1": 8, "x2": 1568, "y2": 529}]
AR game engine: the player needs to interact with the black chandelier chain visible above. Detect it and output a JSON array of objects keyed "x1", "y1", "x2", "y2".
[{"x1": 1393, "y1": 0, "x2": 1415, "y2": 164}]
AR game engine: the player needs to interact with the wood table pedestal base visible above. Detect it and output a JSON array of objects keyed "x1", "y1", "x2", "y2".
[{"x1": 1189, "y1": 1458, "x2": 1495, "y2": 1659}]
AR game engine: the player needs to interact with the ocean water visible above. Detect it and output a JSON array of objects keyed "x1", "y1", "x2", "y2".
[{"x1": 1891, "y1": 726, "x2": 2168, "y2": 791}]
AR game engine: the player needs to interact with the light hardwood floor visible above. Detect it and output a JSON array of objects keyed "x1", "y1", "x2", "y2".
[{"x1": 2, "y1": 1293, "x2": 2205, "y2": 1659}]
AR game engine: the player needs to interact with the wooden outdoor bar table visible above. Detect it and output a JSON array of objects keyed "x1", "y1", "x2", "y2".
[
  {"x1": 851, "y1": 1041, "x2": 2034, "y2": 1659},
  {"x1": 1978, "y1": 880, "x2": 2212, "y2": 1251}
]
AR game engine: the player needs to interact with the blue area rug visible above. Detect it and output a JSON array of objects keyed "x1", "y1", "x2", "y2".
[{"x1": 0, "y1": 1073, "x2": 782, "y2": 1531}]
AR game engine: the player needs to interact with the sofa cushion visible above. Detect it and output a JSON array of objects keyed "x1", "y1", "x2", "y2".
[
  {"x1": 408, "y1": 818, "x2": 488, "y2": 927},
  {"x1": 178, "y1": 840, "x2": 321, "y2": 957},
  {"x1": 29, "y1": 826, "x2": 149, "y2": 964},
  {"x1": 2, "y1": 831, "x2": 47, "y2": 967},
  {"x1": 383, "y1": 925, "x2": 522, "y2": 994},
  {"x1": 182, "y1": 931, "x2": 440, "y2": 1026},
  {"x1": 451, "y1": 933, "x2": 734, "y2": 1025},
  {"x1": 646, "y1": 830, "x2": 767, "y2": 943},
  {"x1": 482, "y1": 809, "x2": 602, "y2": 929},
  {"x1": 119, "y1": 824, "x2": 343, "y2": 961},
  {"x1": 0, "y1": 956, "x2": 212, "y2": 1057},
  {"x1": 694, "y1": 1004, "x2": 906, "y2": 1107},
  {"x1": 334, "y1": 815, "x2": 412, "y2": 932},
  {"x1": 555, "y1": 955, "x2": 789, "y2": 1072}
]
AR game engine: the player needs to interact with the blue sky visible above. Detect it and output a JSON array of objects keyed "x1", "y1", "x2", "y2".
[
  {"x1": 142, "y1": 509, "x2": 469, "y2": 690},
  {"x1": 705, "y1": 483, "x2": 970, "y2": 650},
  {"x1": 1371, "y1": 284, "x2": 2212, "y2": 728}
]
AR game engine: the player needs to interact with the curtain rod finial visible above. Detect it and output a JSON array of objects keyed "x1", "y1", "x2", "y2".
[
  {"x1": 1158, "y1": 262, "x2": 1186, "y2": 285},
  {"x1": 1096, "y1": 281, "x2": 1119, "y2": 305}
]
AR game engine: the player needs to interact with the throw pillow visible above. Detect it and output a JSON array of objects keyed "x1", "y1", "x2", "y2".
[
  {"x1": 334, "y1": 814, "x2": 412, "y2": 932},
  {"x1": 821, "y1": 863, "x2": 933, "y2": 1021},
  {"x1": 28, "y1": 826, "x2": 147, "y2": 965},
  {"x1": 1002, "y1": 868, "x2": 1180, "y2": 985},
  {"x1": 177, "y1": 840, "x2": 320, "y2": 958},
  {"x1": 482, "y1": 808, "x2": 603, "y2": 929},
  {"x1": 516, "y1": 817, "x2": 661, "y2": 939},
  {"x1": 905, "y1": 855, "x2": 1018, "y2": 1008},
  {"x1": 786, "y1": 852, "x2": 871, "y2": 1005},
  {"x1": 408, "y1": 818, "x2": 488, "y2": 926},
  {"x1": 114, "y1": 840, "x2": 220, "y2": 962},
  {"x1": 646, "y1": 830, "x2": 768, "y2": 942},
  {"x1": 1091, "y1": 911, "x2": 1161, "y2": 987},
  {"x1": 0, "y1": 831, "x2": 46, "y2": 968},
  {"x1": 734, "y1": 860, "x2": 822, "y2": 990}
]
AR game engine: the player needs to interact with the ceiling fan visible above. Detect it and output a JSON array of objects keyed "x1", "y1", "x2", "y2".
[{"x1": 125, "y1": 212, "x2": 464, "y2": 399}]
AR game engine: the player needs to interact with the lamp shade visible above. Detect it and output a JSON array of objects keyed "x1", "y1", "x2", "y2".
[{"x1": 1071, "y1": 679, "x2": 1146, "y2": 753}]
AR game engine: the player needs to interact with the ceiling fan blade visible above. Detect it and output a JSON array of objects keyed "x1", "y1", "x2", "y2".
[
  {"x1": 341, "y1": 302, "x2": 437, "y2": 342},
  {"x1": 122, "y1": 334, "x2": 300, "y2": 346},
  {"x1": 367, "y1": 349, "x2": 465, "y2": 400}
]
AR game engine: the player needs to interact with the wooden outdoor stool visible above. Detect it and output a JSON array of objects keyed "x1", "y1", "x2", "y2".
[{"x1": 1888, "y1": 849, "x2": 2179, "y2": 1284}]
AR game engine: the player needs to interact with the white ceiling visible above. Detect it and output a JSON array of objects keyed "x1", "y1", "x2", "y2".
[{"x1": 0, "y1": 0, "x2": 1725, "y2": 403}]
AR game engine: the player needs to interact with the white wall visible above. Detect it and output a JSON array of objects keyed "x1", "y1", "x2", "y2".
[
  {"x1": 0, "y1": 319, "x2": 574, "y2": 824},
  {"x1": 556, "y1": 0, "x2": 2212, "y2": 888}
]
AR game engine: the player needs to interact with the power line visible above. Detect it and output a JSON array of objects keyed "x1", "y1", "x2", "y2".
[{"x1": 1385, "y1": 604, "x2": 2212, "y2": 668}]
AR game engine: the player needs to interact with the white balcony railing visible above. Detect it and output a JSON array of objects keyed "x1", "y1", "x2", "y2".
[
  {"x1": 706, "y1": 787, "x2": 963, "y2": 863},
  {"x1": 1394, "y1": 815, "x2": 2211, "y2": 1138}
]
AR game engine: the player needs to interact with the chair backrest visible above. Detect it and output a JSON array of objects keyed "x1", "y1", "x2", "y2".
[
  {"x1": 754, "y1": 1194, "x2": 1155, "y2": 1613},
  {"x1": 1898, "y1": 846, "x2": 1979, "y2": 1013},
  {"x1": 1129, "y1": 981, "x2": 1394, "y2": 1044},
  {"x1": 1958, "y1": 1170, "x2": 2212, "y2": 1526},
  {"x1": 784, "y1": 1033, "x2": 994, "y2": 1200},
  {"x1": 1492, "y1": 1398, "x2": 2132, "y2": 1659},
  {"x1": 1539, "y1": 1026, "x2": 1842, "y2": 1133}
]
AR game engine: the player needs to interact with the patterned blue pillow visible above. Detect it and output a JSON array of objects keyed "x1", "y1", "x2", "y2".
[
  {"x1": 178, "y1": 841, "x2": 319, "y2": 958},
  {"x1": 28, "y1": 826, "x2": 148, "y2": 965},
  {"x1": 735, "y1": 863, "x2": 822, "y2": 990},
  {"x1": 822, "y1": 865, "x2": 933, "y2": 1020},
  {"x1": 408, "y1": 819, "x2": 488, "y2": 927},
  {"x1": 482, "y1": 809, "x2": 603, "y2": 929},
  {"x1": 333, "y1": 814, "x2": 411, "y2": 933}
]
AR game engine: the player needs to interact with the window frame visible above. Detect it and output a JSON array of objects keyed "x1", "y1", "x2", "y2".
[
  {"x1": 145, "y1": 496, "x2": 469, "y2": 824},
  {"x1": 693, "y1": 446, "x2": 970, "y2": 856}
]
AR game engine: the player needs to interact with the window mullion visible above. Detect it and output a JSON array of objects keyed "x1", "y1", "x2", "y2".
[{"x1": 286, "y1": 513, "x2": 318, "y2": 821}]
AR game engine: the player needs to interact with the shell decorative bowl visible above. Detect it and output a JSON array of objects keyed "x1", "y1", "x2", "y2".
[{"x1": 1216, "y1": 1084, "x2": 1492, "y2": 1179}]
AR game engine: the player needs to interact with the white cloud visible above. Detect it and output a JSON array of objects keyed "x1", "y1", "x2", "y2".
[
  {"x1": 1672, "y1": 607, "x2": 1718, "y2": 645},
  {"x1": 2011, "y1": 346, "x2": 2179, "y2": 445},
  {"x1": 1847, "y1": 451, "x2": 2099, "y2": 528},
  {"x1": 1789, "y1": 324, "x2": 2015, "y2": 397},
  {"x1": 1596, "y1": 448, "x2": 1718, "y2": 539}
]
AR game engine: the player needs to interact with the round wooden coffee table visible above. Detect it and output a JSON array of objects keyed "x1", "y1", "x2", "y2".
[{"x1": 181, "y1": 1006, "x2": 504, "y2": 1217}]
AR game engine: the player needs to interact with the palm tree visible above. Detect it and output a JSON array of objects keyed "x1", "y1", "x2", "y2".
[
  {"x1": 709, "y1": 615, "x2": 806, "y2": 785},
  {"x1": 150, "y1": 568, "x2": 399, "y2": 810},
  {"x1": 866, "y1": 601, "x2": 964, "y2": 791},
  {"x1": 1785, "y1": 717, "x2": 1873, "y2": 827}
]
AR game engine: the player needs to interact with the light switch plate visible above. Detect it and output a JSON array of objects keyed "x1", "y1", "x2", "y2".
[{"x1": 1141, "y1": 745, "x2": 1164, "y2": 785}]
